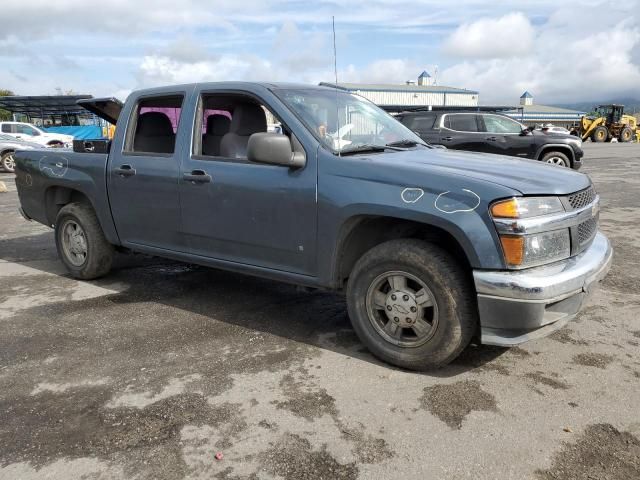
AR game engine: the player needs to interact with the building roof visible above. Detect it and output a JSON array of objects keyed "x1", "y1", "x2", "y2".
[
  {"x1": 0, "y1": 95, "x2": 93, "y2": 116},
  {"x1": 505, "y1": 103, "x2": 585, "y2": 121},
  {"x1": 520, "y1": 91, "x2": 533, "y2": 98},
  {"x1": 418, "y1": 70, "x2": 431, "y2": 78},
  {"x1": 319, "y1": 82, "x2": 478, "y2": 95}
]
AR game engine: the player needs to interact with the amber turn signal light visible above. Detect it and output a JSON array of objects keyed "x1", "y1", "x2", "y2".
[
  {"x1": 490, "y1": 198, "x2": 519, "y2": 218},
  {"x1": 500, "y1": 236, "x2": 524, "y2": 266}
]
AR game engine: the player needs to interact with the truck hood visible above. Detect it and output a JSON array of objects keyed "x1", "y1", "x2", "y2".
[{"x1": 374, "y1": 147, "x2": 591, "y2": 195}]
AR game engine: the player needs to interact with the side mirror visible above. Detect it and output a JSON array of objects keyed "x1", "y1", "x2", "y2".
[{"x1": 247, "y1": 133, "x2": 306, "y2": 168}]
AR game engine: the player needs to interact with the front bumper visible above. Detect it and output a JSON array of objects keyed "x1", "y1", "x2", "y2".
[{"x1": 473, "y1": 231, "x2": 612, "y2": 346}]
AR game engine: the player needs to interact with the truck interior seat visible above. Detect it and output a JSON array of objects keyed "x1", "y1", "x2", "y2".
[
  {"x1": 202, "y1": 115, "x2": 231, "y2": 156},
  {"x1": 219, "y1": 103, "x2": 266, "y2": 158},
  {"x1": 134, "y1": 112, "x2": 176, "y2": 154}
]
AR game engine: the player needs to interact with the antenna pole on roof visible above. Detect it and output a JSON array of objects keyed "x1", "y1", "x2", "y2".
[{"x1": 332, "y1": 16, "x2": 341, "y2": 157}]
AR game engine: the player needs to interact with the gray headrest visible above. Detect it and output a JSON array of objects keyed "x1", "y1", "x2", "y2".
[
  {"x1": 230, "y1": 103, "x2": 266, "y2": 136},
  {"x1": 137, "y1": 112, "x2": 174, "y2": 136},
  {"x1": 207, "y1": 114, "x2": 231, "y2": 135}
]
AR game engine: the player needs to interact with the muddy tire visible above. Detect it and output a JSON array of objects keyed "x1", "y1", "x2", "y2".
[
  {"x1": 592, "y1": 126, "x2": 608, "y2": 143},
  {"x1": 55, "y1": 202, "x2": 114, "y2": 279},
  {"x1": 346, "y1": 239, "x2": 477, "y2": 370},
  {"x1": 619, "y1": 127, "x2": 633, "y2": 143},
  {"x1": 1, "y1": 151, "x2": 16, "y2": 173},
  {"x1": 541, "y1": 150, "x2": 571, "y2": 168}
]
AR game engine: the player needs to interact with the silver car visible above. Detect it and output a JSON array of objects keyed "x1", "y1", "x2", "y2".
[{"x1": 0, "y1": 133, "x2": 43, "y2": 173}]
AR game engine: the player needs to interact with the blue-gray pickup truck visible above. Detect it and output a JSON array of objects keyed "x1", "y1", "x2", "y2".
[{"x1": 13, "y1": 82, "x2": 613, "y2": 370}]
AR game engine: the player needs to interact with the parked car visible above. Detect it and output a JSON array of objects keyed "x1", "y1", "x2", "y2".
[
  {"x1": 0, "y1": 133, "x2": 42, "y2": 173},
  {"x1": 538, "y1": 124, "x2": 571, "y2": 135},
  {"x1": 13, "y1": 83, "x2": 611, "y2": 370},
  {"x1": 0, "y1": 122, "x2": 74, "y2": 148},
  {"x1": 397, "y1": 111, "x2": 584, "y2": 169}
]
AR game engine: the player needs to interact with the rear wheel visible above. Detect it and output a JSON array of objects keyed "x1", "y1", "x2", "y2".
[
  {"x1": 592, "y1": 126, "x2": 608, "y2": 143},
  {"x1": 619, "y1": 127, "x2": 633, "y2": 143},
  {"x1": 346, "y1": 239, "x2": 477, "y2": 370},
  {"x1": 541, "y1": 150, "x2": 570, "y2": 168},
  {"x1": 1, "y1": 151, "x2": 16, "y2": 173},
  {"x1": 55, "y1": 202, "x2": 114, "y2": 279}
]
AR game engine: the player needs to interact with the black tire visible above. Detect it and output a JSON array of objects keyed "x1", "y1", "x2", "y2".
[
  {"x1": 619, "y1": 127, "x2": 633, "y2": 143},
  {"x1": 541, "y1": 150, "x2": 571, "y2": 168},
  {"x1": 346, "y1": 239, "x2": 477, "y2": 370},
  {"x1": 1, "y1": 151, "x2": 15, "y2": 173},
  {"x1": 54, "y1": 202, "x2": 114, "y2": 279},
  {"x1": 592, "y1": 126, "x2": 608, "y2": 143}
]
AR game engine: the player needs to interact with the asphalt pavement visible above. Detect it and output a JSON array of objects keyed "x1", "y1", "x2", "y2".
[{"x1": 0, "y1": 142, "x2": 639, "y2": 479}]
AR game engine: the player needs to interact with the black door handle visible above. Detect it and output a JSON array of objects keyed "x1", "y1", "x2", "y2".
[
  {"x1": 485, "y1": 136, "x2": 497, "y2": 141},
  {"x1": 183, "y1": 170, "x2": 212, "y2": 183},
  {"x1": 441, "y1": 136, "x2": 453, "y2": 141},
  {"x1": 114, "y1": 164, "x2": 136, "y2": 176}
]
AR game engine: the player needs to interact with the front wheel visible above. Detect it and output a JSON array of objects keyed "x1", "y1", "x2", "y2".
[
  {"x1": 1, "y1": 151, "x2": 16, "y2": 172},
  {"x1": 619, "y1": 127, "x2": 633, "y2": 143},
  {"x1": 346, "y1": 239, "x2": 477, "y2": 370},
  {"x1": 541, "y1": 151, "x2": 570, "y2": 168},
  {"x1": 592, "y1": 126, "x2": 608, "y2": 143},
  {"x1": 55, "y1": 202, "x2": 114, "y2": 279}
]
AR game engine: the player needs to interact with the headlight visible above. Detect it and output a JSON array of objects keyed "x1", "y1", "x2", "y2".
[
  {"x1": 491, "y1": 197, "x2": 564, "y2": 218},
  {"x1": 491, "y1": 196, "x2": 571, "y2": 268}
]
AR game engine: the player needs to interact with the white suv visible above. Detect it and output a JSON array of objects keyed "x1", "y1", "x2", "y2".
[{"x1": 0, "y1": 122, "x2": 74, "y2": 147}]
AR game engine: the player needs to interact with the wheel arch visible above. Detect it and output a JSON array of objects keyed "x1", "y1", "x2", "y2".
[
  {"x1": 332, "y1": 215, "x2": 476, "y2": 289},
  {"x1": 537, "y1": 144, "x2": 575, "y2": 166},
  {"x1": 44, "y1": 185, "x2": 95, "y2": 226}
]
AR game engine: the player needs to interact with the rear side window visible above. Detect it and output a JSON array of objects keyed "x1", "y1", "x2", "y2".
[
  {"x1": 1, "y1": 124, "x2": 12, "y2": 133},
  {"x1": 125, "y1": 95, "x2": 184, "y2": 155},
  {"x1": 405, "y1": 114, "x2": 438, "y2": 131},
  {"x1": 444, "y1": 114, "x2": 478, "y2": 132}
]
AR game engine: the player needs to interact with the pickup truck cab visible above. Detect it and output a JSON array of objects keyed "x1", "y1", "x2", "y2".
[{"x1": 13, "y1": 82, "x2": 612, "y2": 370}]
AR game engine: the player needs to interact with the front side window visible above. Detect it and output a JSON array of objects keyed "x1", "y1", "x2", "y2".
[
  {"x1": 16, "y1": 124, "x2": 37, "y2": 136},
  {"x1": 482, "y1": 115, "x2": 524, "y2": 134},
  {"x1": 444, "y1": 114, "x2": 478, "y2": 132},
  {"x1": 275, "y1": 88, "x2": 423, "y2": 153},
  {"x1": 194, "y1": 93, "x2": 282, "y2": 159},
  {"x1": 126, "y1": 95, "x2": 184, "y2": 154}
]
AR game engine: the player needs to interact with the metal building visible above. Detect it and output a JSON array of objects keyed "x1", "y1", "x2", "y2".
[
  {"x1": 504, "y1": 92, "x2": 585, "y2": 129},
  {"x1": 319, "y1": 72, "x2": 478, "y2": 110}
]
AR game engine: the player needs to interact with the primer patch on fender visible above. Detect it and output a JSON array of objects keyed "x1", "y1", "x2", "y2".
[
  {"x1": 401, "y1": 188, "x2": 424, "y2": 204},
  {"x1": 39, "y1": 155, "x2": 69, "y2": 177},
  {"x1": 434, "y1": 189, "x2": 480, "y2": 213}
]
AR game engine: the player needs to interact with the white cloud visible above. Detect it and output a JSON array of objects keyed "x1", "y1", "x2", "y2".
[{"x1": 444, "y1": 13, "x2": 535, "y2": 59}]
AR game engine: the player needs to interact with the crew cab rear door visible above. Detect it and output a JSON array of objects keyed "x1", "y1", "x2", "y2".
[{"x1": 106, "y1": 91, "x2": 188, "y2": 251}]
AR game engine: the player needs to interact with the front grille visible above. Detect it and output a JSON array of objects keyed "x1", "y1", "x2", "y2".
[
  {"x1": 577, "y1": 216, "x2": 598, "y2": 246},
  {"x1": 567, "y1": 186, "x2": 596, "y2": 210}
]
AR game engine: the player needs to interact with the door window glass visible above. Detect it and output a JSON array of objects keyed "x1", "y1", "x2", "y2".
[
  {"x1": 445, "y1": 114, "x2": 478, "y2": 132},
  {"x1": 407, "y1": 114, "x2": 437, "y2": 131},
  {"x1": 126, "y1": 95, "x2": 184, "y2": 154},
  {"x1": 195, "y1": 93, "x2": 281, "y2": 159},
  {"x1": 1, "y1": 124, "x2": 11, "y2": 133},
  {"x1": 483, "y1": 115, "x2": 523, "y2": 134}
]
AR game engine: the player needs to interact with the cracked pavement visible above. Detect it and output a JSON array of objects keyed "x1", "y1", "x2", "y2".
[{"x1": 1, "y1": 142, "x2": 639, "y2": 479}]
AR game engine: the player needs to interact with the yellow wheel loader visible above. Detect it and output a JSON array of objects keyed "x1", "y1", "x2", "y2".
[{"x1": 572, "y1": 104, "x2": 639, "y2": 142}]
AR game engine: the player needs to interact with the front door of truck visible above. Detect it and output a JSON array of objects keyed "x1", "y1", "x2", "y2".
[
  {"x1": 177, "y1": 91, "x2": 317, "y2": 275},
  {"x1": 107, "y1": 92, "x2": 186, "y2": 251}
]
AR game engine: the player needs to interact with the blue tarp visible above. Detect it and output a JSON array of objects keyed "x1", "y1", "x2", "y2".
[{"x1": 43, "y1": 126, "x2": 105, "y2": 139}]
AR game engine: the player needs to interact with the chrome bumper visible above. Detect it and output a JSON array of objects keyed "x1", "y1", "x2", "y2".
[{"x1": 473, "y1": 232, "x2": 613, "y2": 346}]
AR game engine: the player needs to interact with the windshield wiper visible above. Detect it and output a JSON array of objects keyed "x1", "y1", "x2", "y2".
[
  {"x1": 385, "y1": 139, "x2": 428, "y2": 148},
  {"x1": 340, "y1": 144, "x2": 406, "y2": 155}
]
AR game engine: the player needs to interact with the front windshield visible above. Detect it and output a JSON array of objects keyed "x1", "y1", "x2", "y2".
[{"x1": 276, "y1": 88, "x2": 424, "y2": 153}]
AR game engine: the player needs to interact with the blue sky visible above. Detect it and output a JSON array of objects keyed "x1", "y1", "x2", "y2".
[{"x1": 1, "y1": 0, "x2": 639, "y2": 104}]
